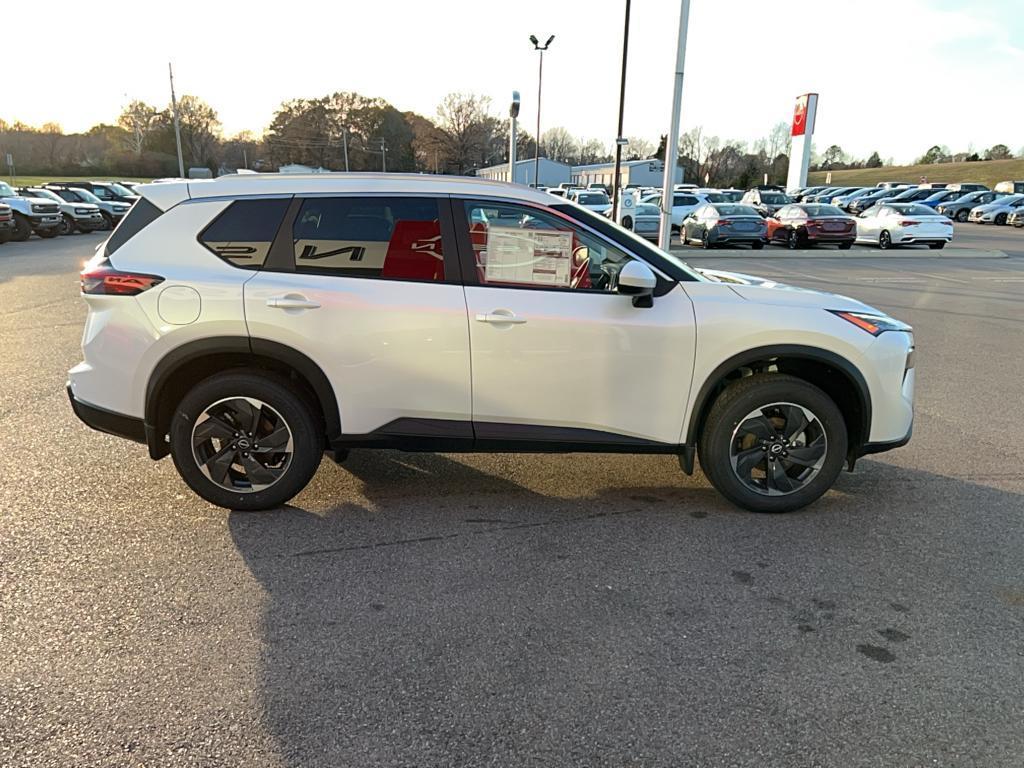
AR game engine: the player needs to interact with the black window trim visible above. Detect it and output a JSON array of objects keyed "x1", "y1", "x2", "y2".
[{"x1": 451, "y1": 195, "x2": 680, "y2": 297}]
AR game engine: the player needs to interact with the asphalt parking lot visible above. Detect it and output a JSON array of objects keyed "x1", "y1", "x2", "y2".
[{"x1": 2, "y1": 228, "x2": 1023, "y2": 767}]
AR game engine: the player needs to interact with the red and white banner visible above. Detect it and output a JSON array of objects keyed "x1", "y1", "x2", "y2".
[{"x1": 791, "y1": 93, "x2": 818, "y2": 137}]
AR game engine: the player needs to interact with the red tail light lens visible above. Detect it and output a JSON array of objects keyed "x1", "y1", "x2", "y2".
[
  {"x1": 899, "y1": 220, "x2": 920, "y2": 227},
  {"x1": 805, "y1": 219, "x2": 820, "y2": 227},
  {"x1": 81, "y1": 261, "x2": 163, "y2": 296},
  {"x1": 716, "y1": 218, "x2": 731, "y2": 227}
]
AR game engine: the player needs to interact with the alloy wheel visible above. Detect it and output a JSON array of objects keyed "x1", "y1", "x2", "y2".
[
  {"x1": 729, "y1": 402, "x2": 827, "y2": 496},
  {"x1": 879, "y1": 230, "x2": 892, "y2": 249},
  {"x1": 191, "y1": 396, "x2": 294, "y2": 493}
]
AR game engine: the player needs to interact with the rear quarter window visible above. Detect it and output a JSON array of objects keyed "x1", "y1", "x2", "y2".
[
  {"x1": 105, "y1": 198, "x2": 164, "y2": 256},
  {"x1": 199, "y1": 197, "x2": 291, "y2": 268}
]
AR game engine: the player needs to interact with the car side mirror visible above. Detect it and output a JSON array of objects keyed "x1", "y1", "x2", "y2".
[{"x1": 617, "y1": 261, "x2": 657, "y2": 308}]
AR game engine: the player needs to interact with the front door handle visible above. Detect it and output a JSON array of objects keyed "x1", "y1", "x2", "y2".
[
  {"x1": 266, "y1": 294, "x2": 321, "y2": 310},
  {"x1": 476, "y1": 309, "x2": 527, "y2": 325}
]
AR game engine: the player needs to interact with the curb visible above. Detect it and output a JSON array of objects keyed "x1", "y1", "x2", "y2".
[{"x1": 669, "y1": 248, "x2": 1009, "y2": 259}]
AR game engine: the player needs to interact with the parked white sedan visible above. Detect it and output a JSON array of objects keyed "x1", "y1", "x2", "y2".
[{"x1": 855, "y1": 203, "x2": 954, "y2": 250}]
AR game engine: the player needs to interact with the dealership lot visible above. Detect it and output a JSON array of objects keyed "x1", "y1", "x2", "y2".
[{"x1": 2, "y1": 233, "x2": 1023, "y2": 766}]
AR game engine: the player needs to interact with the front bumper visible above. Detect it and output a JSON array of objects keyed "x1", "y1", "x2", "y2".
[
  {"x1": 67, "y1": 384, "x2": 146, "y2": 444},
  {"x1": 30, "y1": 215, "x2": 63, "y2": 232},
  {"x1": 72, "y1": 213, "x2": 106, "y2": 230}
]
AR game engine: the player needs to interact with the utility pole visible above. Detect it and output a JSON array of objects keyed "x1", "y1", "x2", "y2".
[
  {"x1": 509, "y1": 91, "x2": 521, "y2": 184},
  {"x1": 342, "y1": 128, "x2": 349, "y2": 172},
  {"x1": 530, "y1": 35, "x2": 554, "y2": 188},
  {"x1": 610, "y1": 0, "x2": 631, "y2": 220},
  {"x1": 168, "y1": 62, "x2": 185, "y2": 179},
  {"x1": 380, "y1": 138, "x2": 386, "y2": 172},
  {"x1": 658, "y1": 1, "x2": 690, "y2": 251}
]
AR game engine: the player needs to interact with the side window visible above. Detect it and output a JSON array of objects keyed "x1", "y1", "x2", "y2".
[
  {"x1": 92, "y1": 187, "x2": 113, "y2": 200},
  {"x1": 291, "y1": 197, "x2": 445, "y2": 281},
  {"x1": 675, "y1": 195, "x2": 698, "y2": 206},
  {"x1": 462, "y1": 201, "x2": 633, "y2": 292},
  {"x1": 56, "y1": 190, "x2": 76, "y2": 202},
  {"x1": 199, "y1": 197, "x2": 290, "y2": 269}
]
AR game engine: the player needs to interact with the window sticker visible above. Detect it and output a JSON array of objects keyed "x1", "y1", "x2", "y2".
[{"x1": 483, "y1": 226, "x2": 573, "y2": 287}]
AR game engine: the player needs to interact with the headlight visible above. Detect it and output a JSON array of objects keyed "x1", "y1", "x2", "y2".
[
  {"x1": 829, "y1": 310, "x2": 911, "y2": 336},
  {"x1": 74, "y1": 207, "x2": 91, "y2": 215}
]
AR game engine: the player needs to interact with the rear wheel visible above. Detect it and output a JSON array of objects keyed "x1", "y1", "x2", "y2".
[
  {"x1": 170, "y1": 371, "x2": 323, "y2": 511},
  {"x1": 995, "y1": 212, "x2": 1008, "y2": 225},
  {"x1": 929, "y1": 241, "x2": 946, "y2": 250},
  {"x1": 622, "y1": 216, "x2": 633, "y2": 230},
  {"x1": 787, "y1": 229, "x2": 804, "y2": 249},
  {"x1": 11, "y1": 214, "x2": 32, "y2": 242},
  {"x1": 838, "y1": 240, "x2": 853, "y2": 250},
  {"x1": 750, "y1": 240, "x2": 764, "y2": 250},
  {"x1": 879, "y1": 230, "x2": 892, "y2": 249},
  {"x1": 698, "y1": 374, "x2": 848, "y2": 513},
  {"x1": 701, "y1": 229, "x2": 712, "y2": 249},
  {"x1": 955, "y1": 209, "x2": 969, "y2": 222}
]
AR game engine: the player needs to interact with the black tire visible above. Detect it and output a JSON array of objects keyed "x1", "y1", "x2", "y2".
[
  {"x1": 879, "y1": 230, "x2": 892, "y2": 249},
  {"x1": 787, "y1": 229, "x2": 803, "y2": 250},
  {"x1": 838, "y1": 240, "x2": 853, "y2": 250},
  {"x1": 698, "y1": 374, "x2": 848, "y2": 513},
  {"x1": 622, "y1": 216, "x2": 633, "y2": 230},
  {"x1": 11, "y1": 214, "x2": 32, "y2": 242},
  {"x1": 955, "y1": 209, "x2": 969, "y2": 222},
  {"x1": 701, "y1": 229, "x2": 712, "y2": 249},
  {"x1": 100, "y1": 212, "x2": 114, "y2": 231},
  {"x1": 750, "y1": 240, "x2": 764, "y2": 250},
  {"x1": 61, "y1": 215, "x2": 77, "y2": 235},
  {"x1": 929, "y1": 241, "x2": 946, "y2": 250},
  {"x1": 170, "y1": 371, "x2": 324, "y2": 511},
  {"x1": 38, "y1": 228, "x2": 59, "y2": 239},
  {"x1": 995, "y1": 212, "x2": 1007, "y2": 226}
]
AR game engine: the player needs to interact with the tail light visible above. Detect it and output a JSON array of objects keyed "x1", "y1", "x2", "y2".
[
  {"x1": 899, "y1": 220, "x2": 920, "y2": 227},
  {"x1": 81, "y1": 260, "x2": 163, "y2": 296},
  {"x1": 716, "y1": 218, "x2": 731, "y2": 227},
  {"x1": 805, "y1": 219, "x2": 820, "y2": 227}
]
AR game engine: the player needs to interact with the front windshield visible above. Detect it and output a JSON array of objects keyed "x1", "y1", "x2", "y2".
[
  {"x1": 578, "y1": 193, "x2": 609, "y2": 206},
  {"x1": 703, "y1": 192, "x2": 728, "y2": 202},
  {"x1": 72, "y1": 188, "x2": 102, "y2": 204},
  {"x1": 636, "y1": 204, "x2": 660, "y2": 216},
  {"x1": 108, "y1": 183, "x2": 135, "y2": 197},
  {"x1": 760, "y1": 193, "x2": 791, "y2": 204},
  {"x1": 31, "y1": 188, "x2": 63, "y2": 202},
  {"x1": 0, "y1": 181, "x2": 15, "y2": 197}
]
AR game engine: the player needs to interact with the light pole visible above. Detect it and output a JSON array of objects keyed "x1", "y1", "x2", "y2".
[
  {"x1": 658, "y1": 1, "x2": 691, "y2": 250},
  {"x1": 168, "y1": 62, "x2": 185, "y2": 178},
  {"x1": 509, "y1": 91, "x2": 521, "y2": 183},
  {"x1": 610, "y1": 0, "x2": 631, "y2": 221},
  {"x1": 529, "y1": 34, "x2": 554, "y2": 188}
]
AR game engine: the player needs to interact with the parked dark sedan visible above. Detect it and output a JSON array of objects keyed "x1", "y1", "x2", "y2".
[
  {"x1": 682, "y1": 203, "x2": 767, "y2": 248},
  {"x1": 765, "y1": 204, "x2": 855, "y2": 249}
]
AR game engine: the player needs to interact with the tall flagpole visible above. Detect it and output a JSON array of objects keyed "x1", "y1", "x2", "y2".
[{"x1": 659, "y1": 1, "x2": 690, "y2": 250}]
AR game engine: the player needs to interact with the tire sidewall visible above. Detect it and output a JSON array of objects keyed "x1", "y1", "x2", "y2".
[
  {"x1": 170, "y1": 371, "x2": 323, "y2": 511},
  {"x1": 699, "y1": 375, "x2": 848, "y2": 513}
]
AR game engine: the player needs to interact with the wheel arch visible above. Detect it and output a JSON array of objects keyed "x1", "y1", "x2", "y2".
[
  {"x1": 685, "y1": 345, "x2": 871, "y2": 461},
  {"x1": 144, "y1": 336, "x2": 341, "y2": 459}
]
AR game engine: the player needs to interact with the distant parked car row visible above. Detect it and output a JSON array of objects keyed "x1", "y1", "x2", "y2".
[
  {"x1": 788, "y1": 180, "x2": 1024, "y2": 225},
  {"x1": 0, "y1": 180, "x2": 139, "y2": 243}
]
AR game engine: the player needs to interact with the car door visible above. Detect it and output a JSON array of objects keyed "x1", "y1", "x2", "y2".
[
  {"x1": 454, "y1": 198, "x2": 695, "y2": 446},
  {"x1": 241, "y1": 195, "x2": 472, "y2": 437},
  {"x1": 856, "y1": 206, "x2": 881, "y2": 240},
  {"x1": 685, "y1": 205, "x2": 705, "y2": 242}
]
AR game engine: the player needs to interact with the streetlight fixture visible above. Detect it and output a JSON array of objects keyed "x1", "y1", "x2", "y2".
[{"x1": 529, "y1": 34, "x2": 555, "y2": 188}]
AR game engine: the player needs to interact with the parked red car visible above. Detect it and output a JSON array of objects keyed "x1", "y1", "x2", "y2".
[{"x1": 765, "y1": 203, "x2": 856, "y2": 249}]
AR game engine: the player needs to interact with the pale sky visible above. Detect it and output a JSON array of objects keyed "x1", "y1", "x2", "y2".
[{"x1": 5, "y1": 0, "x2": 1023, "y2": 164}]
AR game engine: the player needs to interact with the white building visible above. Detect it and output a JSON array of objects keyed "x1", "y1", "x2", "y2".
[
  {"x1": 475, "y1": 158, "x2": 571, "y2": 187},
  {"x1": 279, "y1": 163, "x2": 331, "y2": 174},
  {"x1": 571, "y1": 159, "x2": 683, "y2": 189}
]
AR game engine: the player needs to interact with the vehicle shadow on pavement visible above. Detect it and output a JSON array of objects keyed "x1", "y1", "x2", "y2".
[{"x1": 228, "y1": 452, "x2": 1024, "y2": 767}]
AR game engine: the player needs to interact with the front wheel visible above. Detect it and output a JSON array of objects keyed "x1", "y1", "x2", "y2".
[
  {"x1": 879, "y1": 230, "x2": 892, "y2": 249},
  {"x1": 995, "y1": 212, "x2": 1008, "y2": 225},
  {"x1": 11, "y1": 214, "x2": 32, "y2": 242},
  {"x1": 170, "y1": 371, "x2": 324, "y2": 510},
  {"x1": 622, "y1": 216, "x2": 633, "y2": 230},
  {"x1": 698, "y1": 374, "x2": 848, "y2": 513},
  {"x1": 955, "y1": 209, "x2": 969, "y2": 222},
  {"x1": 61, "y1": 215, "x2": 76, "y2": 235}
]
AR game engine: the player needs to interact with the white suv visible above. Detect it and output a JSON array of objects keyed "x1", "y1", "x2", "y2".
[{"x1": 68, "y1": 174, "x2": 915, "y2": 513}]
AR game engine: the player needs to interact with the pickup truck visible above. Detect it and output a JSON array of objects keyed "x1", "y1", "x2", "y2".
[
  {"x1": 0, "y1": 181, "x2": 63, "y2": 240},
  {"x1": 0, "y1": 202, "x2": 15, "y2": 243}
]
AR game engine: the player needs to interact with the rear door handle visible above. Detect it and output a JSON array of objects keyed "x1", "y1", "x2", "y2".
[
  {"x1": 266, "y1": 294, "x2": 321, "y2": 310},
  {"x1": 476, "y1": 310, "x2": 527, "y2": 325}
]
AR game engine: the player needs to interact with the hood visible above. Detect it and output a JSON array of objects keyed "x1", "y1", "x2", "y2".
[{"x1": 696, "y1": 267, "x2": 878, "y2": 313}]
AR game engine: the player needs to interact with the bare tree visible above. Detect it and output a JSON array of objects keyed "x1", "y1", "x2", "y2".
[
  {"x1": 117, "y1": 100, "x2": 161, "y2": 156},
  {"x1": 541, "y1": 126, "x2": 577, "y2": 164},
  {"x1": 624, "y1": 136, "x2": 654, "y2": 160},
  {"x1": 433, "y1": 93, "x2": 495, "y2": 174}
]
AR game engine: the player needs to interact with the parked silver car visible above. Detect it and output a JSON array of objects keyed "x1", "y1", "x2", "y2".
[{"x1": 936, "y1": 191, "x2": 1005, "y2": 222}]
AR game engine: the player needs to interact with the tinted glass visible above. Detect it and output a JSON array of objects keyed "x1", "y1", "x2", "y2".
[
  {"x1": 463, "y1": 201, "x2": 631, "y2": 291},
  {"x1": 635, "y1": 204, "x2": 660, "y2": 215},
  {"x1": 760, "y1": 193, "x2": 791, "y2": 204},
  {"x1": 92, "y1": 186, "x2": 114, "y2": 199},
  {"x1": 578, "y1": 193, "x2": 609, "y2": 205},
  {"x1": 704, "y1": 192, "x2": 728, "y2": 202},
  {"x1": 675, "y1": 195, "x2": 698, "y2": 206},
  {"x1": 106, "y1": 198, "x2": 164, "y2": 255},
  {"x1": 293, "y1": 197, "x2": 445, "y2": 281},
  {"x1": 200, "y1": 197, "x2": 291, "y2": 268},
  {"x1": 715, "y1": 204, "x2": 760, "y2": 216},
  {"x1": 800, "y1": 204, "x2": 845, "y2": 216}
]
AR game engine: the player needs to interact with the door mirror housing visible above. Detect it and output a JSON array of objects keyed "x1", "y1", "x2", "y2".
[{"x1": 617, "y1": 260, "x2": 657, "y2": 308}]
